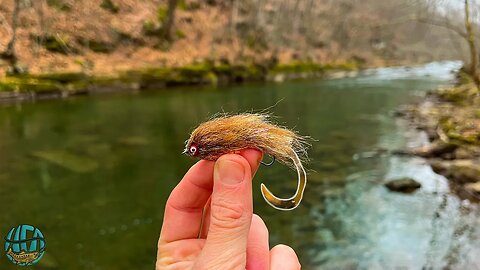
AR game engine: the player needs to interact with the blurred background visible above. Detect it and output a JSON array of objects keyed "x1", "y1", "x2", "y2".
[{"x1": 0, "y1": 0, "x2": 480, "y2": 269}]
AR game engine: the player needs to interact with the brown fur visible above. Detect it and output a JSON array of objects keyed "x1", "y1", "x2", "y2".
[{"x1": 184, "y1": 113, "x2": 308, "y2": 168}]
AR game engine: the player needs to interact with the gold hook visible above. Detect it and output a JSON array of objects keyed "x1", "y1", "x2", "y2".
[{"x1": 260, "y1": 151, "x2": 306, "y2": 211}]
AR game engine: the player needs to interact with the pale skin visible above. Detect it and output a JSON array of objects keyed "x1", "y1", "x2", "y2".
[{"x1": 156, "y1": 149, "x2": 301, "y2": 270}]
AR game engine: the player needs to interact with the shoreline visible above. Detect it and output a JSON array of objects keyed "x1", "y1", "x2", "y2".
[
  {"x1": 0, "y1": 61, "x2": 360, "y2": 103},
  {"x1": 396, "y1": 78, "x2": 480, "y2": 201}
]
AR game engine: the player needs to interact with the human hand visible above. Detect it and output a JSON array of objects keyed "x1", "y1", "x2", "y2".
[{"x1": 156, "y1": 149, "x2": 301, "y2": 270}]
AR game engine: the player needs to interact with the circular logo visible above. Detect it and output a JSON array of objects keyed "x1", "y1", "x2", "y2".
[{"x1": 4, "y1": 224, "x2": 46, "y2": 266}]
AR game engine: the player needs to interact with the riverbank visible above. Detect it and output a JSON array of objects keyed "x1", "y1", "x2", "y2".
[
  {"x1": 0, "y1": 61, "x2": 359, "y2": 102},
  {"x1": 396, "y1": 75, "x2": 480, "y2": 201}
]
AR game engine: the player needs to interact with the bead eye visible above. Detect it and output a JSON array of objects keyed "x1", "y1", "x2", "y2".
[{"x1": 189, "y1": 145, "x2": 198, "y2": 155}]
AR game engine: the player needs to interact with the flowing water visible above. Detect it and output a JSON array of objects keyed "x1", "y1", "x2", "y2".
[{"x1": 0, "y1": 61, "x2": 479, "y2": 269}]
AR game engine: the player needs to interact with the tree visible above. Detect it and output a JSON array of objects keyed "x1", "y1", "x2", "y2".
[
  {"x1": 162, "y1": 0, "x2": 178, "y2": 41},
  {"x1": 463, "y1": 0, "x2": 479, "y2": 87},
  {"x1": 414, "y1": 0, "x2": 480, "y2": 87}
]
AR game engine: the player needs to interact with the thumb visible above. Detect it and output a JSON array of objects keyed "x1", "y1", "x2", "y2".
[{"x1": 198, "y1": 154, "x2": 253, "y2": 268}]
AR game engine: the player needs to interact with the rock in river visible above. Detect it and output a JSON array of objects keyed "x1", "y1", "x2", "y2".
[
  {"x1": 465, "y1": 182, "x2": 480, "y2": 195},
  {"x1": 430, "y1": 159, "x2": 480, "y2": 183},
  {"x1": 385, "y1": 178, "x2": 421, "y2": 193}
]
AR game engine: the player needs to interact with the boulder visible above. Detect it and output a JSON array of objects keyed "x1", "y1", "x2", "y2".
[
  {"x1": 465, "y1": 182, "x2": 480, "y2": 195},
  {"x1": 430, "y1": 159, "x2": 480, "y2": 183},
  {"x1": 385, "y1": 178, "x2": 421, "y2": 193},
  {"x1": 393, "y1": 140, "x2": 457, "y2": 158}
]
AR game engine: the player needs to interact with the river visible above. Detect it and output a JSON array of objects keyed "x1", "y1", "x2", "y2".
[{"x1": 0, "y1": 61, "x2": 479, "y2": 269}]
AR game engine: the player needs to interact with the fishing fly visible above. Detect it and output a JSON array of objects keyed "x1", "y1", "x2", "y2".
[{"x1": 183, "y1": 113, "x2": 309, "y2": 211}]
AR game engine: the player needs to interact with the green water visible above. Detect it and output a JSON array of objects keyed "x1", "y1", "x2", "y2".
[{"x1": 0, "y1": 62, "x2": 479, "y2": 269}]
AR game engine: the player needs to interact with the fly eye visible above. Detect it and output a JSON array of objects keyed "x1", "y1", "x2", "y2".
[{"x1": 189, "y1": 145, "x2": 198, "y2": 155}]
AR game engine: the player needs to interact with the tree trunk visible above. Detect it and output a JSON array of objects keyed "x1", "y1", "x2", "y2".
[
  {"x1": 162, "y1": 0, "x2": 177, "y2": 41},
  {"x1": 464, "y1": 0, "x2": 479, "y2": 87},
  {"x1": 1, "y1": 0, "x2": 21, "y2": 73},
  {"x1": 229, "y1": 0, "x2": 238, "y2": 38}
]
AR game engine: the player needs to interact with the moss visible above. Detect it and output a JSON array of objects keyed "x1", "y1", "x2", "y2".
[
  {"x1": 270, "y1": 62, "x2": 324, "y2": 74},
  {"x1": 211, "y1": 64, "x2": 265, "y2": 82},
  {"x1": 0, "y1": 77, "x2": 61, "y2": 93},
  {"x1": 177, "y1": 0, "x2": 188, "y2": 10},
  {"x1": 333, "y1": 61, "x2": 359, "y2": 71},
  {"x1": 26, "y1": 72, "x2": 87, "y2": 83},
  {"x1": 36, "y1": 35, "x2": 76, "y2": 54},
  {"x1": 100, "y1": 0, "x2": 119, "y2": 13},
  {"x1": 437, "y1": 85, "x2": 474, "y2": 104},
  {"x1": 77, "y1": 38, "x2": 115, "y2": 53},
  {"x1": 157, "y1": 6, "x2": 168, "y2": 22},
  {"x1": 176, "y1": 30, "x2": 186, "y2": 39},
  {"x1": 456, "y1": 68, "x2": 474, "y2": 85},
  {"x1": 142, "y1": 20, "x2": 162, "y2": 36},
  {"x1": 46, "y1": 0, "x2": 72, "y2": 11},
  {"x1": 66, "y1": 80, "x2": 90, "y2": 92},
  {"x1": 89, "y1": 76, "x2": 117, "y2": 86}
]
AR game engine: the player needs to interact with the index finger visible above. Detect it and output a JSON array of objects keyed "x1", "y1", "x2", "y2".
[{"x1": 159, "y1": 159, "x2": 215, "y2": 243}]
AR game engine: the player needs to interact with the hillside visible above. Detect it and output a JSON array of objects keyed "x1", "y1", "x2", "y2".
[{"x1": 0, "y1": 0, "x2": 464, "y2": 75}]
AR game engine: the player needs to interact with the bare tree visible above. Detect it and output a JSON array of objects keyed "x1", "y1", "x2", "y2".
[
  {"x1": 162, "y1": 0, "x2": 178, "y2": 41},
  {"x1": 463, "y1": 0, "x2": 479, "y2": 86}
]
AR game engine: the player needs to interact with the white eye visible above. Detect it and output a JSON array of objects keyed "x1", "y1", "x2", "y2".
[{"x1": 189, "y1": 145, "x2": 198, "y2": 155}]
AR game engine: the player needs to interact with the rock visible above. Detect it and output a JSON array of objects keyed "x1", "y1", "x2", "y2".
[
  {"x1": 465, "y1": 182, "x2": 480, "y2": 195},
  {"x1": 454, "y1": 145, "x2": 480, "y2": 159},
  {"x1": 385, "y1": 178, "x2": 421, "y2": 193},
  {"x1": 32, "y1": 150, "x2": 99, "y2": 173},
  {"x1": 393, "y1": 140, "x2": 457, "y2": 158},
  {"x1": 430, "y1": 159, "x2": 480, "y2": 183},
  {"x1": 450, "y1": 160, "x2": 480, "y2": 183},
  {"x1": 429, "y1": 159, "x2": 452, "y2": 176}
]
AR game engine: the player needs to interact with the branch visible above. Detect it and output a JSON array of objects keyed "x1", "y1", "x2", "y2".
[{"x1": 415, "y1": 16, "x2": 468, "y2": 40}]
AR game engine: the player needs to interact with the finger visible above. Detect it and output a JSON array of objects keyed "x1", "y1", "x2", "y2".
[
  {"x1": 200, "y1": 149, "x2": 262, "y2": 238},
  {"x1": 270, "y1": 245, "x2": 301, "y2": 270},
  {"x1": 196, "y1": 154, "x2": 253, "y2": 269},
  {"x1": 246, "y1": 214, "x2": 270, "y2": 270},
  {"x1": 239, "y1": 148, "x2": 263, "y2": 177},
  {"x1": 159, "y1": 160, "x2": 215, "y2": 243}
]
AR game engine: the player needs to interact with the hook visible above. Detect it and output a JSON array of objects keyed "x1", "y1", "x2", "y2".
[
  {"x1": 260, "y1": 155, "x2": 276, "y2": 166},
  {"x1": 260, "y1": 151, "x2": 307, "y2": 211}
]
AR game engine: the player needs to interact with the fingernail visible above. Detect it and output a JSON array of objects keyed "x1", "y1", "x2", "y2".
[{"x1": 216, "y1": 159, "x2": 245, "y2": 185}]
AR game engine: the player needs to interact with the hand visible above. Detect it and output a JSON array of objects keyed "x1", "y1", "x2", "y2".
[{"x1": 156, "y1": 149, "x2": 301, "y2": 270}]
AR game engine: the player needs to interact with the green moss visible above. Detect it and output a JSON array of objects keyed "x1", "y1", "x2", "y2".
[
  {"x1": 437, "y1": 86, "x2": 473, "y2": 104},
  {"x1": 176, "y1": 30, "x2": 186, "y2": 39},
  {"x1": 157, "y1": 6, "x2": 168, "y2": 22},
  {"x1": 77, "y1": 38, "x2": 114, "y2": 53},
  {"x1": 177, "y1": 0, "x2": 188, "y2": 10},
  {"x1": 212, "y1": 64, "x2": 265, "y2": 82},
  {"x1": 142, "y1": 20, "x2": 162, "y2": 36},
  {"x1": 100, "y1": 0, "x2": 119, "y2": 13},
  {"x1": 36, "y1": 35, "x2": 76, "y2": 54},
  {"x1": 28, "y1": 72, "x2": 87, "y2": 83},
  {"x1": 270, "y1": 62, "x2": 324, "y2": 74},
  {"x1": 89, "y1": 77, "x2": 117, "y2": 86},
  {"x1": 0, "y1": 77, "x2": 61, "y2": 93},
  {"x1": 334, "y1": 62, "x2": 358, "y2": 71},
  {"x1": 46, "y1": 0, "x2": 72, "y2": 11}
]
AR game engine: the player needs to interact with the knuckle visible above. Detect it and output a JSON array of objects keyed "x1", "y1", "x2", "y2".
[{"x1": 210, "y1": 199, "x2": 247, "y2": 229}]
